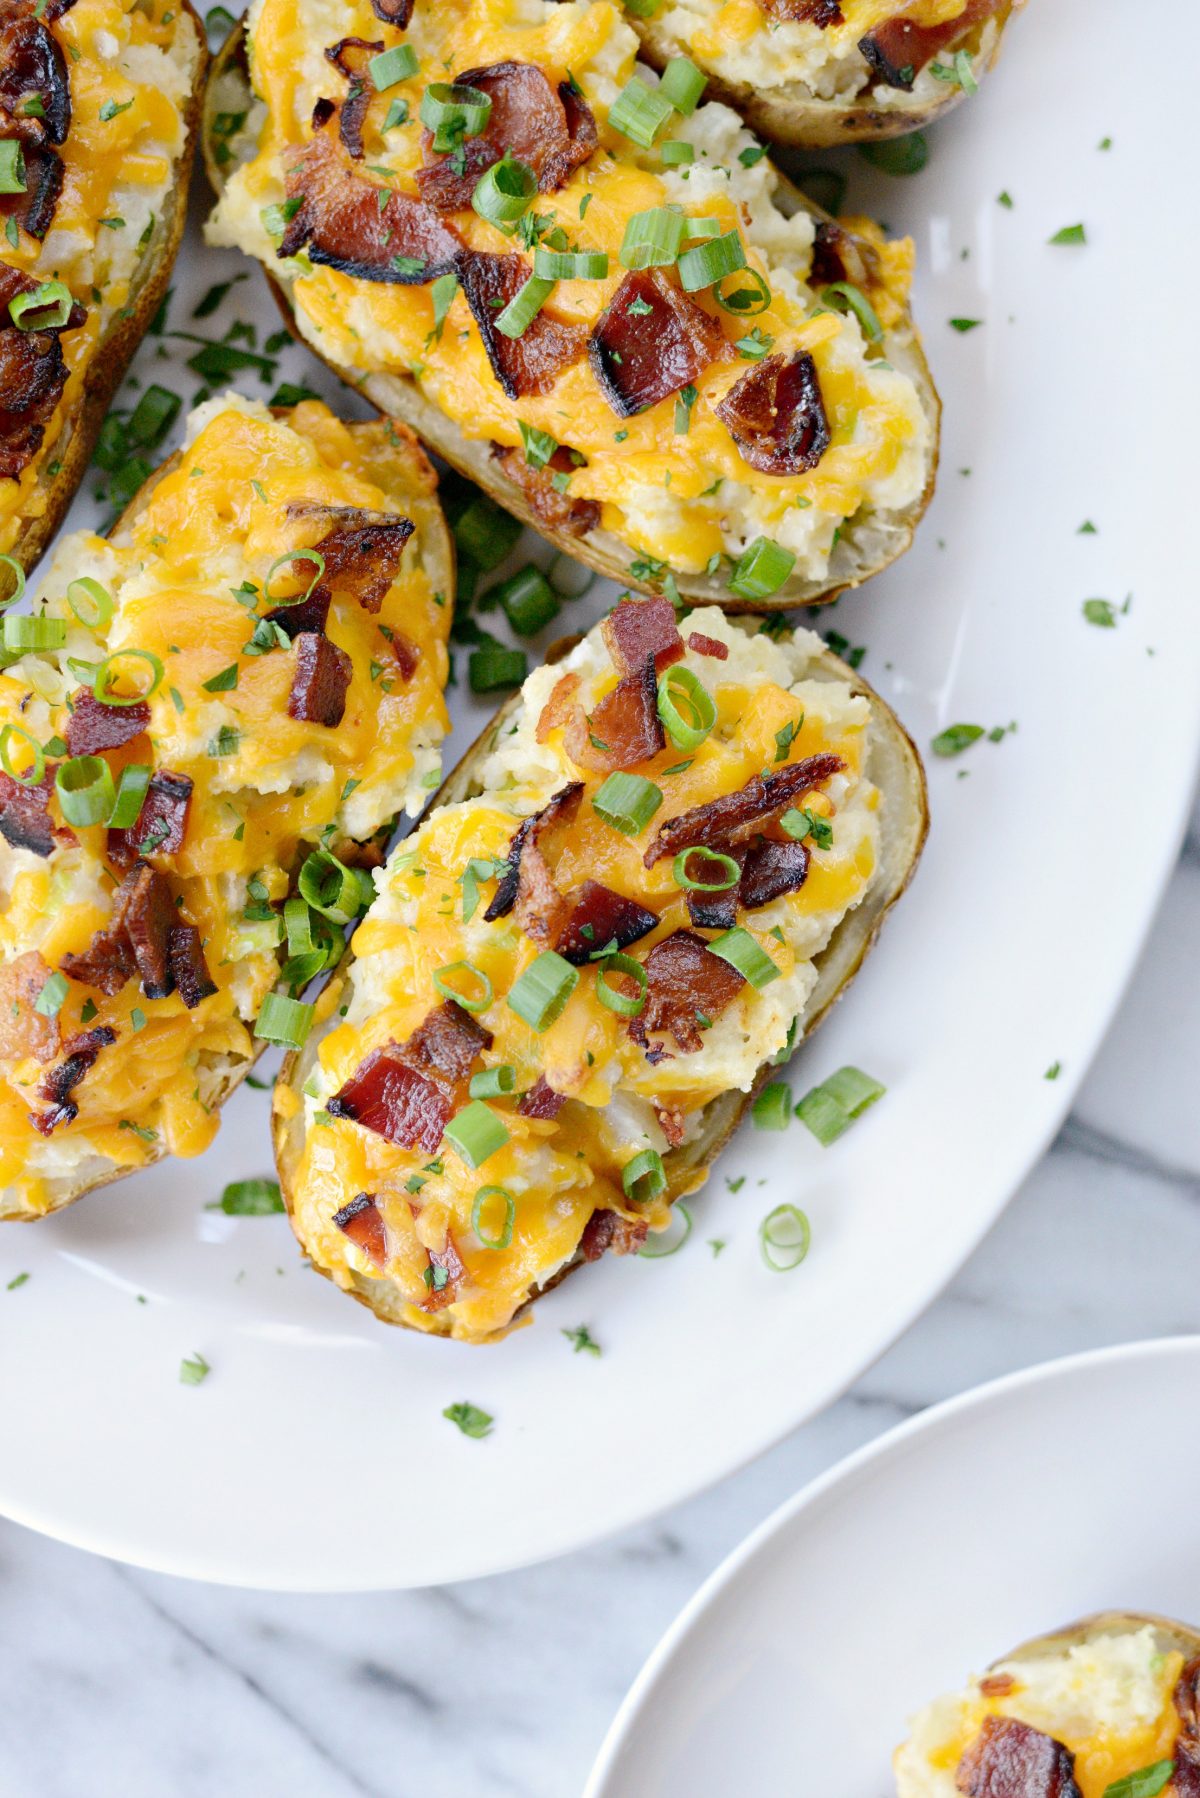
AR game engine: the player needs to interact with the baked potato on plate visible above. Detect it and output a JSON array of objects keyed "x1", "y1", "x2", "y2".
[
  {"x1": 203, "y1": 0, "x2": 939, "y2": 612},
  {"x1": 0, "y1": 392, "x2": 452, "y2": 1220},
  {"x1": 0, "y1": 0, "x2": 205, "y2": 577},
  {"x1": 895, "y1": 1612, "x2": 1200, "y2": 1798},
  {"x1": 273, "y1": 594, "x2": 926, "y2": 1342}
]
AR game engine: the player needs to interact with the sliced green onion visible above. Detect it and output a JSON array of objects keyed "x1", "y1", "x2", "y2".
[
  {"x1": 9, "y1": 279, "x2": 73, "y2": 330},
  {"x1": 0, "y1": 139, "x2": 26, "y2": 195},
  {"x1": 420, "y1": 81, "x2": 491, "y2": 146},
  {"x1": 368, "y1": 43, "x2": 417, "y2": 89},
  {"x1": 532, "y1": 247, "x2": 609, "y2": 281},
  {"x1": 471, "y1": 1185, "x2": 515, "y2": 1250},
  {"x1": 3, "y1": 613, "x2": 65, "y2": 652},
  {"x1": 254, "y1": 991, "x2": 314, "y2": 1049},
  {"x1": 683, "y1": 215, "x2": 722, "y2": 240},
  {"x1": 818, "y1": 280, "x2": 883, "y2": 343},
  {"x1": 592, "y1": 772, "x2": 662, "y2": 837},
  {"x1": 795, "y1": 1065, "x2": 885, "y2": 1145},
  {"x1": 622, "y1": 1148, "x2": 666, "y2": 1205},
  {"x1": 546, "y1": 552, "x2": 595, "y2": 599},
  {"x1": 298, "y1": 848, "x2": 373, "y2": 924},
  {"x1": 495, "y1": 565, "x2": 560, "y2": 637},
  {"x1": 433, "y1": 959, "x2": 493, "y2": 1013},
  {"x1": 127, "y1": 383, "x2": 181, "y2": 449},
  {"x1": 660, "y1": 140, "x2": 693, "y2": 167},
  {"x1": 494, "y1": 272, "x2": 554, "y2": 339},
  {"x1": 619, "y1": 206, "x2": 685, "y2": 270},
  {"x1": 507, "y1": 949, "x2": 578, "y2": 1031},
  {"x1": 713, "y1": 267, "x2": 772, "y2": 315},
  {"x1": 445, "y1": 1099, "x2": 509, "y2": 1169},
  {"x1": 660, "y1": 56, "x2": 706, "y2": 115},
  {"x1": 623, "y1": 0, "x2": 662, "y2": 15},
  {"x1": 107, "y1": 762, "x2": 151, "y2": 828},
  {"x1": 0, "y1": 724, "x2": 43, "y2": 785},
  {"x1": 759, "y1": 1202, "x2": 810, "y2": 1271},
  {"x1": 264, "y1": 547, "x2": 325, "y2": 607},
  {"x1": 638, "y1": 1200, "x2": 692, "y2": 1258},
  {"x1": 472, "y1": 157, "x2": 537, "y2": 229},
  {"x1": 451, "y1": 490, "x2": 521, "y2": 570},
  {"x1": 92, "y1": 648, "x2": 163, "y2": 706},
  {"x1": 56, "y1": 755, "x2": 115, "y2": 826},
  {"x1": 657, "y1": 665, "x2": 715, "y2": 751},
  {"x1": 33, "y1": 969, "x2": 68, "y2": 1017},
  {"x1": 752, "y1": 1080, "x2": 792, "y2": 1130},
  {"x1": 469, "y1": 1065, "x2": 516, "y2": 1100},
  {"x1": 673, "y1": 846, "x2": 739, "y2": 892},
  {"x1": 283, "y1": 894, "x2": 315, "y2": 955},
  {"x1": 66, "y1": 577, "x2": 113, "y2": 629},
  {"x1": 469, "y1": 639, "x2": 528, "y2": 692},
  {"x1": 609, "y1": 76, "x2": 673, "y2": 148},
  {"x1": 709, "y1": 926, "x2": 780, "y2": 988},
  {"x1": 595, "y1": 952, "x2": 648, "y2": 1018},
  {"x1": 678, "y1": 230, "x2": 745, "y2": 293},
  {"x1": 728, "y1": 536, "x2": 795, "y2": 601},
  {"x1": 0, "y1": 554, "x2": 25, "y2": 607}
]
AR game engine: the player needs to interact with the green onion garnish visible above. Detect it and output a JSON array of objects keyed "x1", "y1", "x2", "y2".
[
  {"x1": 608, "y1": 76, "x2": 673, "y2": 148},
  {"x1": 622, "y1": 1148, "x2": 666, "y2": 1205},
  {"x1": 254, "y1": 992, "x2": 314, "y2": 1049},
  {"x1": 657, "y1": 665, "x2": 714, "y2": 752},
  {"x1": 677, "y1": 230, "x2": 745, "y2": 293},
  {"x1": 931, "y1": 723, "x2": 984, "y2": 757},
  {"x1": 728, "y1": 536, "x2": 795, "y2": 601},
  {"x1": 2, "y1": 612, "x2": 66, "y2": 652},
  {"x1": 620, "y1": 206, "x2": 685, "y2": 270},
  {"x1": 518, "y1": 420, "x2": 558, "y2": 469},
  {"x1": 494, "y1": 564, "x2": 560, "y2": 637},
  {"x1": 532, "y1": 247, "x2": 609, "y2": 281},
  {"x1": 368, "y1": 42, "x2": 417, "y2": 89},
  {"x1": 452, "y1": 491, "x2": 521, "y2": 570},
  {"x1": 0, "y1": 139, "x2": 26, "y2": 195},
  {"x1": 795, "y1": 1065, "x2": 885, "y2": 1145},
  {"x1": 433, "y1": 960, "x2": 493, "y2": 1013},
  {"x1": 469, "y1": 639, "x2": 528, "y2": 692},
  {"x1": 445, "y1": 1099, "x2": 510, "y2": 1169},
  {"x1": 8, "y1": 279, "x2": 73, "y2": 330},
  {"x1": 0, "y1": 554, "x2": 25, "y2": 607},
  {"x1": 443, "y1": 1401, "x2": 493, "y2": 1438},
  {"x1": 752, "y1": 1080, "x2": 791, "y2": 1130},
  {"x1": 107, "y1": 762, "x2": 151, "y2": 828},
  {"x1": 683, "y1": 215, "x2": 722, "y2": 240},
  {"x1": 213, "y1": 1178, "x2": 284, "y2": 1216},
  {"x1": 507, "y1": 950, "x2": 578, "y2": 1031},
  {"x1": 818, "y1": 281, "x2": 883, "y2": 343},
  {"x1": 471, "y1": 1185, "x2": 515, "y2": 1250},
  {"x1": 660, "y1": 141, "x2": 694, "y2": 167},
  {"x1": 263, "y1": 547, "x2": 325, "y2": 607},
  {"x1": 672, "y1": 847, "x2": 739, "y2": 892},
  {"x1": 592, "y1": 772, "x2": 662, "y2": 836},
  {"x1": 469, "y1": 1065, "x2": 516, "y2": 1100},
  {"x1": 858, "y1": 133, "x2": 929, "y2": 177},
  {"x1": 55, "y1": 755, "x2": 116, "y2": 826},
  {"x1": 92, "y1": 648, "x2": 164, "y2": 707},
  {"x1": 127, "y1": 383, "x2": 180, "y2": 448},
  {"x1": 1099, "y1": 1763, "x2": 1176, "y2": 1798},
  {"x1": 298, "y1": 848, "x2": 373, "y2": 924},
  {"x1": 759, "y1": 1202, "x2": 810, "y2": 1271},
  {"x1": 659, "y1": 56, "x2": 706, "y2": 115},
  {"x1": 709, "y1": 926, "x2": 780, "y2": 989},
  {"x1": 713, "y1": 267, "x2": 771, "y2": 316},
  {"x1": 0, "y1": 724, "x2": 43, "y2": 786},
  {"x1": 494, "y1": 272, "x2": 554, "y2": 339},
  {"x1": 638, "y1": 1200, "x2": 692, "y2": 1258},
  {"x1": 781, "y1": 806, "x2": 832, "y2": 850},
  {"x1": 420, "y1": 81, "x2": 491, "y2": 148},
  {"x1": 472, "y1": 156, "x2": 537, "y2": 230},
  {"x1": 283, "y1": 894, "x2": 316, "y2": 955},
  {"x1": 66, "y1": 577, "x2": 113, "y2": 629},
  {"x1": 595, "y1": 952, "x2": 648, "y2": 1018},
  {"x1": 33, "y1": 970, "x2": 68, "y2": 1018}
]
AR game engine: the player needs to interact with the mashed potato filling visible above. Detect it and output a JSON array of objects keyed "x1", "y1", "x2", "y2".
[
  {"x1": 207, "y1": 0, "x2": 931, "y2": 583},
  {"x1": 0, "y1": 396, "x2": 450, "y2": 1214}
]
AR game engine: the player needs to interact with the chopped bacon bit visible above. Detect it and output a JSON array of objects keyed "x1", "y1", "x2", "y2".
[
  {"x1": 324, "y1": 36, "x2": 382, "y2": 160},
  {"x1": 485, "y1": 782, "x2": 582, "y2": 924},
  {"x1": 416, "y1": 61, "x2": 596, "y2": 212},
  {"x1": 603, "y1": 596, "x2": 683, "y2": 680},
  {"x1": 536, "y1": 671, "x2": 582, "y2": 742},
  {"x1": 327, "y1": 1001, "x2": 492, "y2": 1151},
  {"x1": 167, "y1": 924, "x2": 217, "y2": 1009},
  {"x1": 589, "y1": 270, "x2": 730, "y2": 418},
  {"x1": 0, "y1": 143, "x2": 62, "y2": 241},
  {"x1": 684, "y1": 846, "x2": 745, "y2": 932},
  {"x1": 368, "y1": 0, "x2": 412, "y2": 22},
  {"x1": 0, "y1": 765, "x2": 70, "y2": 857},
  {"x1": 739, "y1": 838, "x2": 810, "y2": 910},
  {"x1": 688, "y1": 631, "x2": 728, "y2": 661},
  {"x1": 0, "y1": 263, "x2": 85, "y2": 481},
  {"x1": 492, "y1": 443, "x2": 600, "y2": 539},
  {"x1": 955, "y1": 1716, "x2": 1081, "y2": 1798},
  {"x1": 555, "y1": 880, "x2": 658, "y2": 965},
  {"x1": 629, "y1": 930, "x2": 745, "y2": 1055},
  {"x1": 108, "y1": 768, "x2": 192, "y2": 869},
  {"x1": 762, "y1": 0, "x2": 842, "y2": 20},
  {"x1": 456, "y1": 250, "x2": 586, "y2": 401},
  {"x1": 0, "y1": 16, "x2": 71, "y2": 146},
  {"x1": 276, "y1": 503, "x2": 414, "y2": 623},
  {"x1": 579, "y1": 1207, "x2": 649, "y2": 1260},
  {"x1": 385, "y1": 630, "x2": 420, "y2": 681},
  {"x1": 279, "y1": 128, "x2": 462, "y2": 284},
  {"x1": 0, "y1": 950, "x2": 60, "y2": 1061},
  {"x1": 1177, "y1": 1657, "x2": 1200, "y2": 1737},
  {"x1": 64, "y1": 686, "x2": 149, "y2": 755},
  {"x1": 333, "y1": 1191, "x2": 387, "y2": 1265},
  {"x1": 565, "y1": 658, "x2": 664, "y2": 774},
  {"x1": 1176, "y1": 1665, "x2": 1200, "y2": 1798},
  {"x1": 518, "y1": 1075, "x2": 567, "y2": 1120},
  {"x1": 1175, "y1": 1749, "x2": 1200, "y2": 1798},
  {"x1": 977, "y1": 1675, "x2": 1017, "y2": 1699},
  {"x1": 288, "y1": 631, "x2": 352, "y2": 728},
  {"x1": 645, "y1": 753, "x2": 844, "y2": 866},
  {"x1": 808, "y1": 218, "x2": 876, "y2": 291},
  {"x1": 860, "y1": 0, "x2": 1002, "y2": 87},
  {"x1": 30, "y1": 1023, "x2": 115, "y2": 1135},
  {"x1": 116, "y1": 862, "x2": 175, "y2": 1000},
  {"x1": 59, "y1": 922, "x2": 135, "y2": 996},
  {"x1": 716, "y1": 351, "x2": 830, "y2": 478},
  {"x1": 421, "y1": 1229, "x2": 466, "y2": 1312},
  {"x1": 656, "y1": 1106, "x2": 686, "y2": 1148}
]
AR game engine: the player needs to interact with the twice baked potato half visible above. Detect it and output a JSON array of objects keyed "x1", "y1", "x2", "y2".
[
  {"x1": 0, "y1": 393, "x2": 452, "y2": 1220},
  {"x1": 0, "y1": 0, "x2": 205, "y2": 576},
  {"x1": 203, "y1": 0, "x2": 938, "y2": 612},
  {"x1": 895, "y1": 1611, "x2": 1200, "y2": 1798},
  {"x1": 273, "y1": 596, "x2": 927, "y2": 1342},
  {"x1": 632, "y1": 0, "x2": 1023, "y2": 152}
]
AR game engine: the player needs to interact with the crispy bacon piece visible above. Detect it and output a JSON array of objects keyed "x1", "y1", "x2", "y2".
[
  {"x1": 716, "y1": 351, "x2": 830, "y2": 478},
  {"x1": 860, "y1": 0, "x2": 1002, "y2": 88},
  {"x1": 421, "y1": 1228, "x2": 466, "y2": 1312},
  {"x1": 59, "y1": 922, "x2": 134, "y2": 995},
  {"x1": 279, "y1": 129, "x2": 461, "y2": 285},
  {"x1": 684, "y1": 846, "x2": 745, "y2": 932},
  {"x1": 518, "y1": 1075, "x2": 567, "y2": 1120},
  {"x1": 64, "y1": 686, "x2": 149, "y2": 755},
  {"x1": 977, "y1": 1675, "x2": 1017, "y2": 1699},
  {"x1": 0, "y1": 765, "x2": 69, "y2": 856},
  {"x1": 491, "y1": 443, "x2": 600, "y2": 538},
  {"x1": 0, "y1": 263, "x2": 85, "y2": 481},
  {"x1": 555, "y1": 880, "x2": 658, "y2": 965},
  {"x1": 645, "y1": 753, "x2": 844, "y2": 866},
  {"x1": 368, "y1": 0, "x2": 411, "y2": 22},
  {"x1": 484, "y1": 781, "x2": 582, "y2": 941},
  {"x1": 167, "y1": 924, "x2": 217, "y2": 1009},
  {"x1": 108, "y1": 768, "x2": 192, "y2": 869},
  {"x1": 117, "y1": 862, "x2": 175, "y2": 1000},
  {"x1": 629, "y1": 930, "x2": 745, "y2": 1055},
  {"x1": 1173, "y1": 1658, "x2": 1200, "y2": 1798},
  {"x1": 272, "y1": 504, "x2": 415, "y2": 630},
  {"x1": 809, "y1": 218, "x2": 877, "y2": 290},
  {"x1": 324, "y1": 36, "x2": 382, "y2": 161},
  {"x1": 333, "y1": 1191, "x2": 387, "y2": 1265},
  {"x1": 386, "y1": 630, "x2": 420, "y2": 681},
  {"x1": 603, "y1": 596, "x2": 683, "y2": 679},
  {"x1": 0, "y1": 950, "x2": 59, "y2": 1060},
  {"x1": 288, "y1": 631, "x2": 352, "y2": 727},
  {"x1": 0, "y1": 144, "x2": 62, "y2": 240},
  {"x1": 0, "y1": 16, "x2": 70, "y2": 146},
  {"x1": 565, "y1": 659, "x2": 664, "y2": 774},
  {"x1": 762, "y1": 0, "x2": 842, "y2": 20},
  {"x1": 579, "y1": 1207, "x2": 649, "y2": 1260},
  {"x1": 30, "y1": 1024, "x2": 116, "y2": 1135},
  {"x1": 456, "y1": 250, "x2": 586, "y2": 401},
  {"x1": 589, "y1": 271, "x2": 730, "y2": 418},
  {"x1": 739, "y1": 838, "x2": 810, "y2": 910},
  {"x1": 536, "y1": 671, "x2": 582, "y2": 742},
  {"x1": 416, "y1": 62, "x2": 596, "y2": 212},
  {"x1": 327, "y1": 1001, "x2": 492, "y2": 1151},
  {"x1": 688, "y1": 631, "x2": 728, "y2": 660},
  {"x1": 955, "y1": 1716, "x2": 1081, "y2": 1798},
  {"x1": 656, "y1": 1105, "x2": 686, "y2": 1148}
]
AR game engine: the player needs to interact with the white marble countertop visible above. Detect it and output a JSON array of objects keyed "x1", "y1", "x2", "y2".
[{"x1": 1, "y1": 788, "x2": 1194, "y2": 1797}]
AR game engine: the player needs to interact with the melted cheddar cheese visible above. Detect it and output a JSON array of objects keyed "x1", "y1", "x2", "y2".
[
  {"x1": 0, "y1": 395, "x2": 450, "y2": 1217},
  {"x1": 207, "y1": 0, "x2": 932, "y2": 585},
  {"x1": 284, "y1": 606, "x2": 881, "y2": 1342}
]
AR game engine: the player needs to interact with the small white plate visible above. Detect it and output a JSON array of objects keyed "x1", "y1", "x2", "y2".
[
  {"x1": 0, "y1": 0, "x2": 1197, "y2": 1589},
  {"x1": 585, "y1": 1337, "x2": 1200, "y2": 1797}
]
